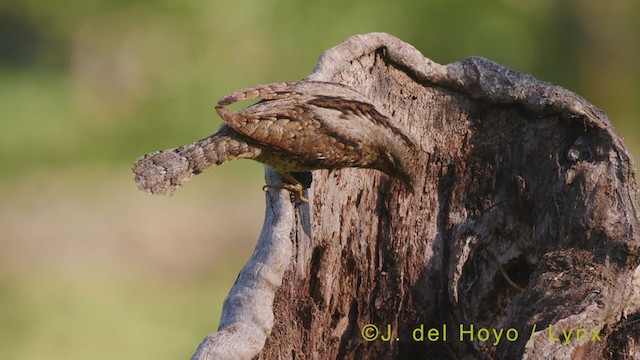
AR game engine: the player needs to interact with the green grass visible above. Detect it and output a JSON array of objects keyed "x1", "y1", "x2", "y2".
[
  {"x1": 0, "y1": 167, "x2": 263, "y2": 360},
  {"x1": 0, "y1": 272, "x2": 236, "y2": 360},
  {"x1": 0, "y1": 70, "x2": 80, "y2": 173}
]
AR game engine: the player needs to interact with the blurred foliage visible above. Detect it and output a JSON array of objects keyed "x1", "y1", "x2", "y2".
[{"x1": 0, "y1": 1, "x2": 639, "y2": 359}]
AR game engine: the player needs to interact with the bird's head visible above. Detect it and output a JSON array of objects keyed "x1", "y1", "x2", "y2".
[{"x1": 376, "y1": 142, "x2": 420, "y2": 190}]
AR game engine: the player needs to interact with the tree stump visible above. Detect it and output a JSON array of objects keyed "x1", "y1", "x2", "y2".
[{"x1": 191, "y1": 33, "x2": 640, "y2": 359}]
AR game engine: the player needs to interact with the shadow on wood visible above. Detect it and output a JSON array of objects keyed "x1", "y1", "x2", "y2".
[{"x1": 192, "y1": 33, "x2": 640, "y2": 360}]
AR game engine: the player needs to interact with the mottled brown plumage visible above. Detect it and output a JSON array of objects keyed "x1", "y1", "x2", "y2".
[{"x1": 133, "y1": 81, "x2": 419, "y2": 201}]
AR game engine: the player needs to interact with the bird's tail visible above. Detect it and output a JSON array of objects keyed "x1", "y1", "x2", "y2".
[{"x1": 132, "y1": 126, "x2": 261, "y2": 195}]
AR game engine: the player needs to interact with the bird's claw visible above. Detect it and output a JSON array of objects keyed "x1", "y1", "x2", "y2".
[{"x1": 262, "y1": 183, "x2": 308, "y2": 203}]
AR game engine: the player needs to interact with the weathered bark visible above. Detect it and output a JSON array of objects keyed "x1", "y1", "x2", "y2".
[{"x1": 192, "y1": 33, "x2": 640, "y2": 359}]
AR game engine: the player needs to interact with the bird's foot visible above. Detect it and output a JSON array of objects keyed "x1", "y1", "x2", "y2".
[
  {"x1": 262, "y1": 172, "x2": 309, "y2": 203},
  {"x1": 262, "y1": 183, "x2": 308, "y2": 203}
]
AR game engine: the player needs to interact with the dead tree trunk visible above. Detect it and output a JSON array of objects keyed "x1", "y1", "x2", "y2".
[{"x1": 191, "y1": 33, "x2": 640, "y2": 359}]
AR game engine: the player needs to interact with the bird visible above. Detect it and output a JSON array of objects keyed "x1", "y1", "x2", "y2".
[{"x1": 132, "y1": 81, "x2": 419, "y2": 202}]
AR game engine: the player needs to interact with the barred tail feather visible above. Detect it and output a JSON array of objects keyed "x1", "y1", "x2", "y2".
[{"x1": 132, "y1": 127, "x2": 260, "y2": 194}]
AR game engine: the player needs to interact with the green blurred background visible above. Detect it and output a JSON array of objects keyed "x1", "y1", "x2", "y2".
[{"x1": 0, "y1": 1, "x2": 638, "y2": 359}]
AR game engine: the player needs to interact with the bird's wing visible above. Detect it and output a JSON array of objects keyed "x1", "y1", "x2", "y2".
[{"x1": 215, "y1": 81, "x2": 391, "y2": 167}]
